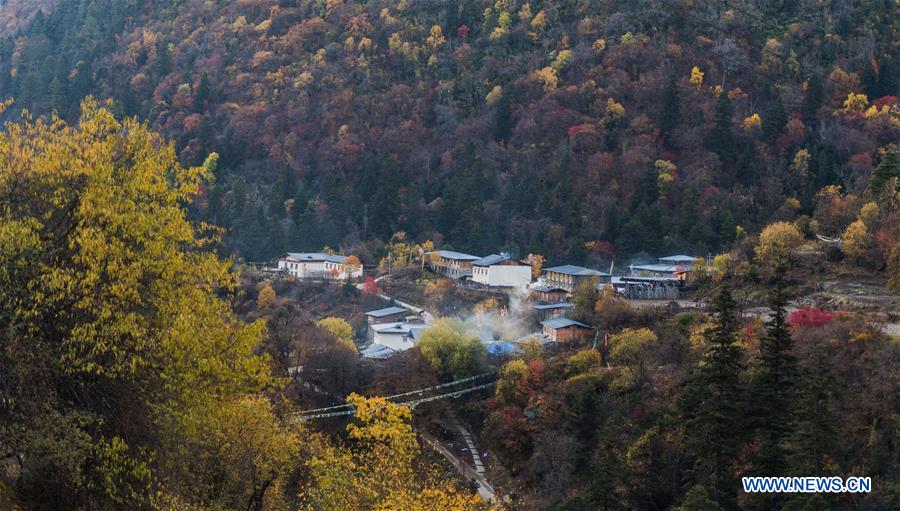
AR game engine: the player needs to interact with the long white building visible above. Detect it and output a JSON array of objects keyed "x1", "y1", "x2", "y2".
[
  {"x1": 470, "y1": 254, "x2": 532, "y2": 288},
  {"x1": 275, "y1": 252, "x2": 363, "y2": 280}
]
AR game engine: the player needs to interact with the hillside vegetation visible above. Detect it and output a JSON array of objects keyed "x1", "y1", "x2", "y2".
[{"x1": 1, "y1": 0, "x2": 897, "y2": 265}]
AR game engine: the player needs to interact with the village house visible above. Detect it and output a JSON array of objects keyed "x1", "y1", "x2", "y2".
[
  {"x1": 628, "y1": 254, "x2": 698, "y2": 281},
  {"x1": 529, "y1": 283, "x2": 571, "y2": 304},
  {"x1": 364, "y1": 306, "x2": 409, "y2": 325},
  {"x1": 369, "y1": 321, "x2": 425, "y2": 352},
  {"x1": 613, "y1": 276, "x2": 683, "y2": 300},
  {"x1": 540, "y1": 317, "x2": 594, "y2": 342},
  {"x1": 541, "y1": 265, "x2": 611, "y2": 290},
  {"x1": 275, "y1": 252, "x2": 363, "y2": 280},
  {"x1": 658, "y1": 254, "x2": 699, "y2": 267},
  {"x1": 364, "y1": 306, "x2": 412, "y2": 339},
  {"x1": 426, "y1": 250, "x2": 481, "y2": 279},
  {"x1": 470, "y1": 253, "x2": 533, "y2": 288},
  {"x1": 628, "y1": 264, "x2": 687, "y2": 280},
  {"x1": 532, "y1": 302, "x2": 575, "y2": 321}
]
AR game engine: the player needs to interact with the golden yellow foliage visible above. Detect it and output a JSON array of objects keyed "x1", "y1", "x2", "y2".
[
  {"x1": 300, "y1": 394, "x2": 486, "y2": 511},
  {"x1": 552, "y1": 49, "x2": 574, "y2": 70},
  {"x1": 859, "y1": 202, "x2": 879, "y2": 227},
  {"x1": 426, "y1": 25, "x2": 445, "y2": 49},
  {"x1": 791, "y1": 148, "x2": 811, "y2": 176},
  {"x1": 742, "y1": 113, "x2": 762, "y2": 131},
  {"x1": 690, "y1": 66, "x2": 704, "y2": 90},
  {"x1": 258, "y1": 283, "x2": 277, "y2": 309},
  {"x1": 317, "y1": 316, "x2": 355, "y2": 345},
  {"x1": 535, "y1": 66, "x2": 558, "y2": 89},
  {"x1": 485, "y1": 85, "x2": 503, "y2": 105},
  {"x1": 605, "y1": 98, "x2": 625, "y2": 121},
  {"x1": 756, "y1": 221, "x2": 804, "y2": 264},
  {"x1": 842, "y1": 220, "x2": 871, "y2": 261},
  {"x1": 841, "y1": 92, "x2": 868, "y2": 113},
  {"x1": 0, "y1": 99, "x2": 291, "y2": 507}
]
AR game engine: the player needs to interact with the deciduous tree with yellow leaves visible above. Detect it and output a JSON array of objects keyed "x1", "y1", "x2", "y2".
[
  {"x1": 0, "y1": 100, "x2": 300, "y2": 508},
  {"x1": 299, "y1": 394, "x2": 487, "y2": 511}
]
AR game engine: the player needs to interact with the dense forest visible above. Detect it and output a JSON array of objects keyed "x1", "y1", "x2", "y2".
[
  {"x1": 1, "y1": 1, "x2": 899, "y2": 510},
  {"x1": 1, "y1": 0, "x2": 897, "y2": 264}
]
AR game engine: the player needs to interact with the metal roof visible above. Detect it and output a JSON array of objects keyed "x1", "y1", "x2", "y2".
[
  {"x1": 659, "y1": 255, "x2": 698, "y2": 263},
  {"x1": 532, "y1": 302, "x2": 575, "y2": 310},
  {"x1": 630, "y1": 264, "x2": 682, "y2": 273},
  {"x1": 408, "y1": 327, "x2": 428, "y2": 342},
  {"x1": 472, "y1": 253, "x2": 511, "y2": 266},
  {"x1": 282, "y1": 252, "x2": 349, "y2": 264},
  {"x1": 360, "y1": 344, "x2": 397, "y2": 359},
  {"x1": 622, "y1": 276, "x2": 681, "y2": 283},
  {"x1": 529, "y1": 282, "x2": 571, "y2": 293},
  {"x1": 365, "y1": 306, "x2": 408, "y2": 318},
  {"x1": 372, "y1": 322, "x2": 428, "y2": 335},
  {"x1": 540, "y1": 317, "x2": 592, "y2": 329},
  {"x1": 429, "y1": 250, "x2": 481, "y2": 261},
  {"x1": 543, "y1": 265, "x2": 609, "y2": 277}
]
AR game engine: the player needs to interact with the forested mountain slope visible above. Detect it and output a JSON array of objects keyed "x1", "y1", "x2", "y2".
[{"x1": 1, "y1": 0, "x2": 898, "y2": 263}]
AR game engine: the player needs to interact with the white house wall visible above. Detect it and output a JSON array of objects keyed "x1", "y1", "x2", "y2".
[
  {"x1": 473, "y1": 265, "x2": 532, "y2": 288},
  {"x1": 373, "y1": 331, "x2": 415, "y2": 351}
]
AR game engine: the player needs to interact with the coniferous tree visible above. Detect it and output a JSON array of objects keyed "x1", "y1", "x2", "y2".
[
  {"x1": 761, "y1": 89, "x2": 788, "y2": 141},
  {"x1": 194, "y1": 73, "x2": 211, "y2": 113},
  {"x1": 680, "y1": 287, "x2": 745, "y2": 508},
  {"x1": 494, "y1": 89, "x2": 513, "y2": 143},
  {"x1": 802, "y1": 75, "x2": 823, "y2": 126},
  {"x1": 706, "y1": 92, "x2": 736, "y2": 168},
  {"x1": 786, "y1": 345, "x2": 839, "y2": 477},
  {"x1": 586, "y1": 430, "x2": 627, "y2": 510},
  {"x1": 750, "y1": 269, "x2": 798, "y2": 481},
  {"x1": 659, "y1": 75, "x2": 681, "y2": 141},
  {"x1": 155, "y1": 39, "x2": 171, "y2": 77},
  {"x1": 870, "y1": 149, "x2": 899, "y2": 197},
  {"x1": 676, "y1": 485, "x2": 722, "y2": 511}
]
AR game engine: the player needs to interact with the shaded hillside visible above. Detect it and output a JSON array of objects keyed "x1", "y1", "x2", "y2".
[
  {"x1": 1, "y1": 0, "x2": 898, "y2": 263},
  {"x1": 0, "y1": 0, "x2": 56, "y2": 35}
]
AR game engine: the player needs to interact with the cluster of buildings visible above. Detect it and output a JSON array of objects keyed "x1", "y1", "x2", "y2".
[
  {"x1": 270, "y1": 249, "x2": 699, "y2": 360},
  {"x1": 270, "y1": 250, "x2": 699, "y2": 303},
  {"x1": 427, "y1": 250, "x2": 698, "y2": 302}
]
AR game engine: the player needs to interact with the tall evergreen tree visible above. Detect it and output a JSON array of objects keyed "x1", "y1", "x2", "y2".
[
  {"x1": 870, "y1": 149, "x2": 899, "y2": 197},
  {"x1": 680, "y1": 287, "x2": 745, "y2": 507},
  {"x1": 706, "y1": 92, "x2": 736, "y2": 168},
  {"x1": 750, "y1": 270, "x2": 798, "y2": 480},
  {"x1": 801, "y1": 75, "x2": 823, "y2": 126},
  {"x1": 786, "y1": 345, "x2": 839, "y2": 477},
  {"x1": 155, "y1": 39, "x2": 171, "y2": 77},
  {"x1": 659, "y1": 75, "x2": 681, "y2": 141},
  {"x1": 761, "y1": 89, "x2": 788, "y2": 141},
  {"x1": 494, "y1": 89, "x2": 513, "y2": 143}
]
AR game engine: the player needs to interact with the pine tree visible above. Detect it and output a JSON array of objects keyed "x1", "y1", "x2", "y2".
[
  {"x1": 659, "y1": 75, "x2": 681, "y2": 141},
  {"x1": 786, "y1": 345, "x2": 839, "y2": 477},
  {"x1": 680, "y1": 287, "x2": 745, "y2": 507},
  {"x1": 801, "y1": 75, "x2": 823, "y2": 126},
  {"x1": 194, "y1": 73, "x2": 210, "y2": 113},
  {"x1": 761, "y1": 89, "x2": 788, "y2": 141},
  {"x1": 751, "y1": 269, "x2": 798, "y2": 479},
  {"x1": 706, "y1": 92, "x2": 736, "y2": 167},
  {"x1": 155, "y1": 39, "x2": 171, "y2": 77},
  {"x1": 494, "y1": 89, "x2": 513, "y2": 143},
  {"x1": 870, "y1": 149, "x2": 899, "y2": 197},
  {"x1": 676, "y1": 485, "x2": 722, "y2": 511},
  {"x1": 586, "y1": 429, "x2": 627, "y2": 510}
]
